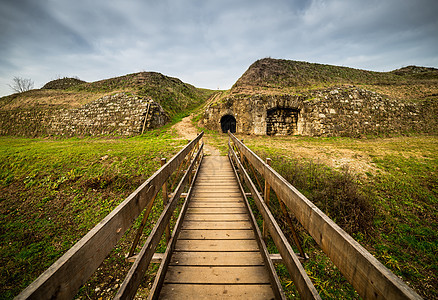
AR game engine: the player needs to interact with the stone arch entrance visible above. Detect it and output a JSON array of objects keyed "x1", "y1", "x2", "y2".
[
  {"x1": 266, "y1": 107, "x2": 299, "y2": 135},
  {"x1": 220, "y1": 115, "x2": 236, "y2": 133}
]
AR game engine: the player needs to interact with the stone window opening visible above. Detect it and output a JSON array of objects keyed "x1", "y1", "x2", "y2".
[
  {"x1": 266, "y1": 107, "x2": 299, "y2": 135},
  {"x1": 220, "y1": 114, "x2": 236, "y2": 133}
]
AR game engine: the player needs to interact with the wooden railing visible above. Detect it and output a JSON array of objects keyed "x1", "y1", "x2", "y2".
[
  {"x1": 17, "y1": 132, "x2": 204, "y2": 300},
  {"x1": 228, "y1": 132, "x2": 422, "y2": 300}
]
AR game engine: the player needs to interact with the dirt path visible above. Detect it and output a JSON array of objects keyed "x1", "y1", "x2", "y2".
[{"x1": 172, "y1": 115, "x2": 221, "y2": 156}]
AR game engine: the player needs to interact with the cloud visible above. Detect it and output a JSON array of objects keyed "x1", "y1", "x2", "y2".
[{"x1": 1, "y1": 0, "x2": 437, "y2": 97}]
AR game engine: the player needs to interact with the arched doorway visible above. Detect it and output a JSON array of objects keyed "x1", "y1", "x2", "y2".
[
  {"x1": 220, "y1": 115, "x2": 236, "y2": 133},
  {"x1": 266, "y1": 107, "x2": 299, "y2": 135}
]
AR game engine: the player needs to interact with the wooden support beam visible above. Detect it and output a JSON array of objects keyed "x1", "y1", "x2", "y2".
[
  {"x1": 269, "y1": 253, "x2": 308, "y2": 263},
  {"x1": 126, "y1": 189, "x2": 157, "y2": 259},
  {"x1": 126, "y1": 253, "x2": 164, "y2": 264},
  {"x1": 263, "y1": 158, "x2": 271, "y2": 240},
  {"x1": 278, "y1": 195, "x2": 306, "y2": 259},
  {"x1": 141, "y1": 102, "x2": 151, "y2": 135},
  {"x1": 161, "y1": 158, "x2": 170, "y2": 245}
]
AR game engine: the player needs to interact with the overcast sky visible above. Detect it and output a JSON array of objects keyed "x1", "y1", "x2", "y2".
[{"x1": 1, "y1": 0, "x2": 437, "y2": 97}]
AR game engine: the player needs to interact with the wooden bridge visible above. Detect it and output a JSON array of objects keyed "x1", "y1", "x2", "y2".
[{"x1": 18, "y1": 132, "x2": 421, "y2": 299}]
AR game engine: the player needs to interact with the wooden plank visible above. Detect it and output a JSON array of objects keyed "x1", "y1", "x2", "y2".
[
  {"x1": 188, "y1": 202, "x2": 245, "y2": 208},
  {"x1": 189, "y1": 200, "x2": 244, "y2": 204},
  {"x1": 194, "y1": 186, "x2": 240, "y2": 191},
  {"x1": 170, "y1": 251, "x2": 265, "y2": 266},
  {"x1": 182, "y1": 221, "x2": 252, "y2": 230},
  {"x1": 191, "y1": 198, "x2": 243, "y2": 202},
  {"x1": 198, "y1": 171, "x2": 234, "y2": 173},
  {"x1": 159, "y1": 284, "x2": 275, "y2": 300},
  {"x1": 115, "y1": 143, "x2": 204, "y2": 300},
  {"x1": 229, "y1": 133, "x2": 422, "y2": 300},
  {"x1": 193, "y1": 192, "x2": 242, "y2": 197},
  {"x1": 17, "y1": 132, "x2": 204, "y2": 300},
  {"x1": 195, "y1": 179, "x2": 237, "y2": 183},
  {"x1": 175, "y1": 239, "x2": 259, "y2": 251},
  {"x1": 184, "y1": 213, "x2": 249, "y2": 221},
  {"x1": 194, "y1": 185, "x2": 240, "y2": 189},
  {"x1": 196, "y1": 179, "x2": 236, "y2": 181},
  {"x1": 126, "y1": 252, "x2": 164, "y2": 264},
  {"x1": 191, "y1": 196, "x2": 243, "y2": 200},
  {"x1": 164, "y1": 266, "x2": 271, "y2": 284},
  {"x1": 186, "y1": 207, "x2": 247, "y2": 214},
  {"x1": 189, "y1": 201, "x2": 244, "y2": 205},
  {"x1": 193, "y1": 190, "x2": 241, "y2": 195},
  {"x1": 195, "y1": 177, "x2": 236, "y2": 181},
  {"x1": 196, "y1": 173, "x2": 234, "y2": 175},
  {"x1": 178, "y1": 229, "x2": 254, "y2": 240}
]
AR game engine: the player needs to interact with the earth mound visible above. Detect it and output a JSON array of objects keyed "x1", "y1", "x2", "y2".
[{"x1": 42, "y1": 77, "x2": 86, "y2": 90}]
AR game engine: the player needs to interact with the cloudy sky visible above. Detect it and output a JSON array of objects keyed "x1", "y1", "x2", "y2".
[{"x1": 1, "y1": 0, "x2": 437, "y2": 97}]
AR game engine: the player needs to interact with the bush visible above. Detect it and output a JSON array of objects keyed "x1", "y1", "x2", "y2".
[{"x1": 269, "y1": 155, "x2": 374, "y2": 234}]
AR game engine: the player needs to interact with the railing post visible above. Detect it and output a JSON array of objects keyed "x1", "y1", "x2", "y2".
[
  {"x1": 239, "y1": 139, "x2": 244, "y2": 163},
  {"x1": 126, "y1": 190, "x2": 157, "y2": 259},
  {"x1": 161, "y1": 158, "x2": 170, "y2": 244},
  {"x1": 263, "y1": 158, "x2": 271, "y2": 240}
]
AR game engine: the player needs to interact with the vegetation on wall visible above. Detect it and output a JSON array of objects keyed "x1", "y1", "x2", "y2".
[
  {"x1": 0, "y1": 72, "x2": 215, "y2": 119},
  {"x1": 231, "y1": 58, "x2": 438, "y2": 103}
]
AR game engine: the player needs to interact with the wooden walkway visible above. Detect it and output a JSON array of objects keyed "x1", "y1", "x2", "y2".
[{"x1": 159, "y1": 156, "x2": 276, "y2": 299}]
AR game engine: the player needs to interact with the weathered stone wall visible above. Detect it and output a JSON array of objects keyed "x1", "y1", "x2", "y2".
[
  {"x1": 202, "y1": 87, "x2": 438, "y2": 137},
  {"x1": 266, "y1": 108, "x2": 299, "y2": 135},
  {"x1": 0, "y1": 93, "x2": 169, "y2": 137}
]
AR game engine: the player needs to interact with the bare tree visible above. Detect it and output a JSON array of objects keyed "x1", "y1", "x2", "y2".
[{"x1": 9, "y1": 76, "x2": 34, "y2": 93}]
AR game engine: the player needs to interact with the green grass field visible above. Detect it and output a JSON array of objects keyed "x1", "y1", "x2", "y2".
[{"x1": 1, "y1": 129, "x2": 437, "y2": 299}]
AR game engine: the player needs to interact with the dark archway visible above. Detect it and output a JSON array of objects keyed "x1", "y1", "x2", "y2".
[
  {"x1": 266, "y1": 107, "x2": 299, "y2": 135},
  {"x1": 220, "y1": 115, "x2": 236, "y2": 133}
]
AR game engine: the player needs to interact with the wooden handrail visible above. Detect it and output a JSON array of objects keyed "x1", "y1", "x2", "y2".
[
  {"x1": 115, "y1": 142, "x2": 204, "y2": 299},
  {"x1": 148, "y1": 149, "x2": 204, "y2": 300},
  {"x1": 229, "y1": 152, "x2": 287, "y2": 300},
  {"x1": 17, "y1": 132, "x2": 204, "y2": 300},
  {"x1": 228, "y1": 132, "x2": 421, "y2": 300},
  {"x1": 229, "y1": 141, "x2": 321, "y2": 300}
]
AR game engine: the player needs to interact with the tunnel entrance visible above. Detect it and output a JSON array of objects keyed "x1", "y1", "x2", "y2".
[
  {"x1": 220, "y1": 115, "x2": 236, "y2": 133},
  {"x1": 266, "y1": 107, "x2": 299, "y2": 135}
]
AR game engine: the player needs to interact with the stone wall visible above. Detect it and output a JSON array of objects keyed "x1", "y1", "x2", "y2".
[
  {"x1": 0, "y1": 93, "x2": 169, "y2": 137},
  {"x1": 266, "y1": 107, "x2": 299, "y2": 135},
  {"x1": 202, "y1": 87, "x2": 438, "y2": 137}
]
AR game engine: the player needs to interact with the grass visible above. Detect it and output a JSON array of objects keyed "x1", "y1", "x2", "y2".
[
  {"x1": 238, "y1": 134, "x2": 437, "y2": 299},
  {"x1": 231, "y1": 58, "x2": 438, "y2": 103},
  {"x1": 0, "y1": 129, "x2": 186, "y2": 299}
]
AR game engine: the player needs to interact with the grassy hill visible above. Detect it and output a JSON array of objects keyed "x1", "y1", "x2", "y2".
[
  {"x1": 0, "y1": 72, "x2": 215, "y2": 118},
  {"x1": 231, "y1": 58, "x2": 438, "y2": 102}
]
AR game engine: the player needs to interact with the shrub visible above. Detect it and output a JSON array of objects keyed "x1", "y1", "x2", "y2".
[{"x1": 269, "y1": 155, "x2": 374, "y2": 234}]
